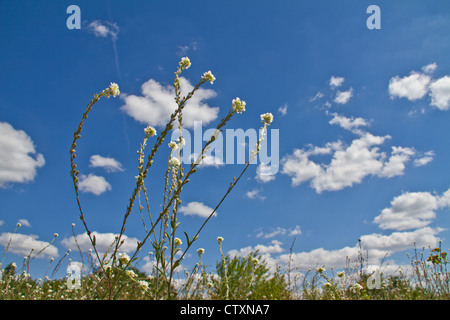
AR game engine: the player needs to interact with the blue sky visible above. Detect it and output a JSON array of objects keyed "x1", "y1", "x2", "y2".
[{"x1": 1, "y1": 0, "x2": 450, "y2": 280}]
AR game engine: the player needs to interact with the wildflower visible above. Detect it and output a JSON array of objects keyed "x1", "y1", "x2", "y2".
[
  {"x1": 174, "y1": 238, "x2": 182, "y2": 246},
  {"x1": 144, "y1": 125, "x2": 157, "y2": 137},
  {"x1": 352, "y1": 283, "x2": 363, "y2": 291},
  {"x1": 337, "y1": 271, "x2": 345, "y2": 278},
  {"x1": 126, "y1": 269, "x2": 137, "y2": 278},
  {"x1": 260, "y1": 112, "x2": 273, "y2": 125},
  {"x1": 169, "y1": 157, "x2": 181, "y2": 167},
  {"x1": 16, "y1": 223, "x2": 21, "y2": 227},
  {"x1": 118, "y1": 252, "x2": 130, "y2": 264},
  {"x1": 316, "y1": 267, "x2": 325, "y2": 273},
  {"x1": 168, "y1": 141, "x2": 178, "y2": 150},
  {"x1": 232, "y1": 97, "x2": 246, "y2": 114},
  {"x1": 217, "y1": 236, "x2": 224, "y2": 243},
  {"x1": 54, "y1": 233, "x2": 59, "y2": 238},
  {"x1": 178, "y1": 137, "x2": 186, "y2": 147},
  {"x1": 252, "y1": 258, "x2": 259, "y2": 264},
  {"x1": 197, "y1": 248, "x2": 205, "y2": 255},
  {"x1": 179, "y1": 57, "x2": 191, "y2": 70},
  {"x1": 202, "y1": 70, "x2": 216, "y2": 84},
  {"x1": 103, "y1": 82, "x2": 120, "y2": 98},
  {"x1": 138, "y1": 280, "x2": 149, "y2": 290},
  {"x1": 324, "y1": 282, "x2": 332, "y2": 289}
]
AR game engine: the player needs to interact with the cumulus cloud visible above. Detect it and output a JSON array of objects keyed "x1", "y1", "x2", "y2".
[
  {"x1": 389, "y1": 63, "x2": 450, "y2": 111},
  {"x1": 389, "y1": 72, "x2": 431, "y2": 101},
  {"x1": 89, "y1": 155, "x2": 124, "y2": 172},
  {"x1": 78, "y1": 174, "x2": 111, "y2": 195},
  {"x1": 61, "y1": 231, "x2": 139, "y2": 254},
  {"x1": 281, "y1": 114, "x2": 428, "y2": 193},
  {"x1": 0, "y1": 232, "x2": 58, "y2": 259},
  {"x1": 373, "y1": 188, "x2": 450, "y2": 231},
  {"x1": 179, "y1": 201, "x2": 216, "y2": 218},
  {"x1": 256, "y1": 226, "x2": 301, "y2": 239},
  {"x1": 121, "y1": 77, "x2": 219, "y2": 129},
  {"x1": 328, "y1": 112, "x2": 370, "y2": 134},
  {"x1": 0, "y1": 122, "x2": 45, "y2": 188},
  {"x1": 228, "y1": 240, "x2": 285, "y2": 257},
  {"x1": 329, "y1": 76, "x2": 345, "y2": 88},
  {"x1": 334, "y1": 88, "x2": 354, "y2": 104},
  {"x1": 87, "y1": 20, "x2": 119, "y2": 39},
  {"x1": 245, "y1": 189, "x2": 266, "y2": 200},
  {"x1": 17, "y1": 219, "x2": 31, "y2": 227},
  {"x1": 256, "y1": 163, "x2": 276, "y2": 183},
  {"x1": 429, "y1": 75, "x2": 450, "y2": 110}
]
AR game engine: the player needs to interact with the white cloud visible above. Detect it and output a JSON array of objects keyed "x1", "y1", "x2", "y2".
[
  {"x1": 373, "y1": 189, "x2": 450, "y2": 231},
  {"x1": 360, "y1": 227, "x2": 441, "y2": 252},
  {"x1": 78, "y1": 174, "x2": 111, "y2": 195},
  {"x1": 121, "y1": 77, "x2": 219, "y2": 129},
  {"x1": 422, "y1": 62, "x2": 438, "y2": 74},
  {"x1": 0, "y1": 232, "x2": 58, "y2": 259},
  {"x1": 190, "y1": 154, "x2": 224, "y2": 168},
  {"x1": 256, "y1": 226, "x2": 301, "y2": 239},
  {"x1": 245, "y1": 189, "x2": 266, "y2": 200},
  {"x1": 278, "y1": 103, "x2": 288, "y2": 116},
  {"x1": 328, "y1": 112, "x2": 370, "y2": 133},
  {"x1": 378, "y1": 146, "x2": 416, "y2": 178},
  {"x1": 89, "y1": 155, "x2": 124, "y2": 172},
  {"x1": 309, "y1": 91, "x2": 324, "y2": 102},
  {"x1": 334, "y1": 88, "x2": 353, "y2": 104},
  {"x1": 17, "y1": 219, "x2": 31, "y2": 227},
  {"x1": 414, "y1": 151, "x2": 434, "y2": 167},
  {"x1": 87, "y1": 20, "x2": 119, "y2": 39},
  {"x1": 256, "y1": 163, "x2": 276, "y2": 183},
  {"x1": 228, "y1": 240, "x2": 285, "y2": 257},
  {"x1": 0, "y1": 122, "x2": 45, "y2": 188},
  {"x1": 429, "y1": 75, "x2": 450, "y2": 110},
  {"x1": 61, "y1": 231, "x2": 139, "y2": 254},
  {"x1": 329, "y1": 76, "x2": 345, "y2": 88},
  {"x1": 179, "y1": 201, "x2": 216, "y2": 218},
  {"x1": 281, "y1": 114, "x2": 429, "y2": 193},
  {"x1": 389, "y1": 72, "x2": 431, "y2": 101}
]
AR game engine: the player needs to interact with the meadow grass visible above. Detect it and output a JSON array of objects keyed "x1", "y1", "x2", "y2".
[{"x1": 0, "y1": 58, "x2": 448, "y2": 300}]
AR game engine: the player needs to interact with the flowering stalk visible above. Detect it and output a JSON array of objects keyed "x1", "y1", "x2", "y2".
[{"x1": 69, "y1": 83, "x2": 119, "y2": 269}]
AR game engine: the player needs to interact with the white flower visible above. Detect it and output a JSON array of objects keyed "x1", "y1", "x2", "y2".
[
  {"x1": 260, "y1": 112, "x2": 273, "y2": 125},
  {"x1": 174, "y1": 238, "x2": 182, "y2": 246},
  {"x1": 197, "y1": 248, "x2": 205, "y2": 255},
  {"x1": 103, "y1": 82, "x2": 120, "y2": 98},
  {"x1": 217, "y1": 236, "x2": 224, "y2": 243},
  {"x1": 54, "y1": 233, "x2": 59, "y2": 238},
  {"x1": 178, "y1": 137, "x2": 185, "y2": 147},
  {"x1": 169, "y1": 157, "x2": 181, "y2": 167},
  {"x1": 337, "y1": 271, "x2": 345, "y2": 278},
  {"x1": 118, "y1": 252, "x2": 130, "y2": 263},
  {"x1": 316, "y1": 267, "x2": 325, "y2": 273},
  {"x1": 138, "y1": 280, "x2": 149, "y2": 290},
  {"x1": 352, "y1": 283, "x2": 363, "y2": 291},
  {"x1": 202, "y1": 71, "x2": 216, "y2": 84},
  {"x1": 144, "y1": 126, "x2": 157, "y2": 137},
  {"x1": 168, "y1": 141, "x2": 178, "y2": 150},
  {"x1": 323, "y1": 282, "x2": 332, "y2": 289},
  {"x1": 16, "y1": 223, "x2": 21, "y2": 227},
  {"x1": 232, "y1": 97, "x2": 246, "y2": 114},
  {"x1": 179, "y1": 57, "x2": 191, "y2": 70},
  {"x1": 126, "y1": 270, "x2": 137, "y2": 278}
]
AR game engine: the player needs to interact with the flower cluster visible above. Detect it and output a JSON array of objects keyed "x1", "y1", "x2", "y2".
[
  {"x1": 202, "y1": 70, "x2": 216, "y2": 84},
  {"x1": 102, "y1": 82, "x2": 120, "y2": 98},
  {"x1": 144, "y1": 125, "x2": 157, "y2": 137},
  {"x1": 232, "y1": 97, "x2": 246, "y2": 114},
  {"x1": 179, "y1": 57, "x2": 191, "y2": 71},
  {"x1": 169, "y1": 157, "x2": 181, "y2": 167},
  {"x1": 260, "y1": 112, "x2": 273, "y2": 125}
]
